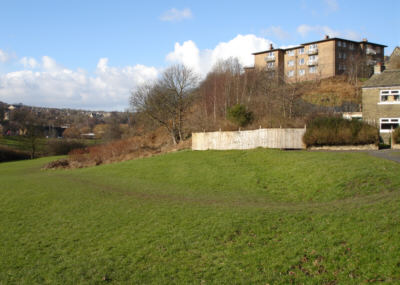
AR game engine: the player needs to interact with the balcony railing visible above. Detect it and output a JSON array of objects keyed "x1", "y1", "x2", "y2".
[
  {"x1": 308, "y1": 48, "x2": 318, "y2": 55},
  {"x1": 307, "y1": 59, "x2": 318, "y2": 66},
  {"x1": 366, "y1": 48, "x2": 376, "y2": 55},
  {"x1": 265, "y1": 56, "x2": 275, "y2": 62}
]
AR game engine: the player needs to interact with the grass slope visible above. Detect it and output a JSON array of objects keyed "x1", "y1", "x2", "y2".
[{"x1": 1, "y1": 149, "x2": 400, "y2": 284}]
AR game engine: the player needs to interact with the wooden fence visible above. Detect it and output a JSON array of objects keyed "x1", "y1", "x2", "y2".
[{"x1": 192, "y1": 128, "x2": 306, "y2": 150}]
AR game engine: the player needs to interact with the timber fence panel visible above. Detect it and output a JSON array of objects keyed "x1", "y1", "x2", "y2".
[{"x1": 192, "y1": 128, "x2": 306, "y2": 150}]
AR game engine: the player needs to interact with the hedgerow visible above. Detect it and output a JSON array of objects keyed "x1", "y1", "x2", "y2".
[{"x1": 303, "y1": 116, "x2": 379, "y2": 147}]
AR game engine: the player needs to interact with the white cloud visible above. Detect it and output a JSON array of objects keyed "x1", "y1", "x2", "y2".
[
  {"x1": 0, "y1": 34, "x2": 274, "y2": 110},
  {"x1": 0, "y1": 49, "x2": 13, "y2": 63},
  {"x1": 166, "y1": 34, "x2": 272, "y2": 74},
  {"x1": 160, "y1": 8, "x2": 192, "y2": 22},
  {"x1": 19, "y1": 57, "x2": 39, "y2": 69},
  {"x1": 0, "y1": 56, "x2": 159, "y2": 110},
  {"x1": 324, "y1": 0, "x2": 338, "y2": 12},
  {"x1": 261, "y1": 26, "x2": 290, "y2": 41},
  {"x1": 297, "y1": 24, "x2": 360, "y2": 41}
]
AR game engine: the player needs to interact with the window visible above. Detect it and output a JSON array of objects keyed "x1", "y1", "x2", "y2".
[
  {"x1": 287, "y1": 70, "x2": 294, "y2": 77},
  {"x1": 299, "y1": 48, "x2": 305, "y2": 54},
  {"x1": 309, "y1": 66, "x2": 317, "y2": 73},
  {"x1": 309, "y1": 44, "x2": 317, "y2": 50},
  {"x1": 342, "y1": 41, "x2": 347, "y2": 48},
  {"x1": 379, "y1": 90, "x2": 400, "y2": 103},
  {"x1": 380, "y1": 118, "x2": 400, "y2": 132},
  {"x1": 339, "y1": 52, "x2": 347, "y2": 59},
  {"x1": 299, "y1": 58, "x2": 305, "y2": 65},
  {"x1": 349, "y1": 43, "x2": 354, "y2": 50},
  {"x1": 267, "y1": 62, "x2": 275, "y2": 69},
  {"x1": 288, "y1": 60, "x2": 295, "y2": 67},
  {"x1": 287, "y1": 50, "x2": 295, "y2": 56},
  {"x1": 268, "y1": 52, "x2": 274, "y2": 58},
  {"x1": 299, "y1": 69, "x2": 305, "y2": 76},
  {"x1": 338, "y1": 41, "x2": 342, "y2": 47},
  {"x1": 339, "y1": 64, "x2": 346, "y2": 71}
]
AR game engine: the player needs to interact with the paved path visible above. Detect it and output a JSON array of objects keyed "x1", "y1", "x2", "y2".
[{"x1": 367, "y1": 149, "x2": 400, "y2": 163}]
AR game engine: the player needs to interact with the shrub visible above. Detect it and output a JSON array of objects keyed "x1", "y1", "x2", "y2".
[
  {"x1": 393, "y1": 127, "x2": 400, "y2": 144},
  {"x1": 227, "y1": 104, "x2": 254, "y2": 128},
  {"x1": 303, "y1": 116, "x2": 379, "y2": 147},
  {"x1": 0, "y1": 146, "x2": 30, "y2": 162},
  {"x1": 47, "y1": 139, "x2": 87, "y2": 155}
]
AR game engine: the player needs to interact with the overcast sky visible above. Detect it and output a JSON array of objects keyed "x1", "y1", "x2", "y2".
[{"x1": 0, "y1": 0, "x2": 399, "y2": 111}]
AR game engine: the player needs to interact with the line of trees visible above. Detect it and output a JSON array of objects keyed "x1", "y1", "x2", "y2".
[
  {"x1": 130, "y1": 58, "x2": 364, "y2": 144},
  {"x1": 130, "y1": 59, "x2": 345, "y2": 144}
]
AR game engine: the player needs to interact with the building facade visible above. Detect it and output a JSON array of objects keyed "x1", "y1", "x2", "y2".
[
  {"x1": 362, "y1": 48, "x2": 400, "y2": 141},
  {"x1": 249, "y1": 36, "x2": 386, "y2": 82}
]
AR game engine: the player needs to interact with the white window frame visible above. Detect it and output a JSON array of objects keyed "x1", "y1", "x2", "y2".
[
  {"x1": 380, "y1": 118, "x2": 400, "y2": 133},
  {"x1": 267, "y1": 52, "x2": 274, "y2": 58},
  {"x1": 309, "y1": 66, "x2": 317, "y2": 73},
  {"x1": 343, "y1": 41, "x2": 347, "y2": 48},
  {"x1": 299, "y1": 69, "x2": 305, "y2": 76},
  {"x1": 299, "y1": 48, "x2": 305, "y2": 55},
  {"x1": 349, "y1": 43, "x2": 354, "y2": 50},
  {"x1": 378, "y1": 90, "x2": 400, "y2": 104},
  {"x1": 288, "y1": 60, "x2": 295, "y2": 67},
  {"x1": 287, "y1": 50, "x2": 295, "y2": 56},
  {"x1": 299, "y1": 58, "x2": 305, "y2": 65},
  {"x1": 338, "y1": 41, "x2": 342, "y2": 47},
  {"x1": 287, "y1": 70, "x2": 294, "y2": 77},
  {"x1": 309, "y1": 44, "x2": 317, "y2": 50},
  {"x1": 267, "y1": 62, "x2": 275, "y2": 69}
]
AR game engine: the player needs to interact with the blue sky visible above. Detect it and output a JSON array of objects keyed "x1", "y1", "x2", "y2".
[{"x1": 0, "y1": 0, "x2": 399, "y2": 110}]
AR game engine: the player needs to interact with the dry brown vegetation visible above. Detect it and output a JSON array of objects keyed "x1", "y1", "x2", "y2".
[{"x1": 44, "y1": 128, "x2": 190, "y2": 169}]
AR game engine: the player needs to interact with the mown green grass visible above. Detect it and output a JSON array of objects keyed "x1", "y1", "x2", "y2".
[
  {"x1": 1, "y1": 149, "x2": 400, "y2": 284},
  {"x1": 0, "y1": 137, "x2": 47, "y2": 153},
  {"x1": 0, "y1": 136, "x2": 101, "y2": 156}
]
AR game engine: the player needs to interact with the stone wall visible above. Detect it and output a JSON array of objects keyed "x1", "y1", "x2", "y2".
[{"x1": 192, "y1": 128, "x2": 306, "y2": 150}]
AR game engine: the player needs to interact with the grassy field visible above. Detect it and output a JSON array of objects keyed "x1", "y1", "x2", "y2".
[
  {"x1": 1, "y1": 149, "x2": 400, "y2": 284},
  {"x1": 0, "y1": 136, "x2": 101, "y2": 157}
]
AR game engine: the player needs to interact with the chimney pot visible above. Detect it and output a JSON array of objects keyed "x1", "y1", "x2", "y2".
[
  {"x1": 269, "y1": 43, "x2": 274, "y2": 50},
  {"x1": 362, "y1": 38, "x2": 368, "y2": 42},
  {"x1": 325, "y1": 35, "x2": 329, "y2": 40}
]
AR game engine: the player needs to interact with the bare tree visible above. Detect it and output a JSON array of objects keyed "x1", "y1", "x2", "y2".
[{"x1": 130, "y1": 64, "x2": 198, "y2": 144}]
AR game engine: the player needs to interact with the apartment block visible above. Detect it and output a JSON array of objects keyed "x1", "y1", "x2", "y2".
[{"x1": 248, "y1": 35, "x2": 386, "y2": 82}]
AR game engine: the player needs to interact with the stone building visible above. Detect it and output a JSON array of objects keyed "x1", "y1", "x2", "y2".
[
  {"x1": 247, "y1": 36, "x2": 386, "y2": 83},
  {"x1": 362, "y1": 48, "x2": 400, "y2": 142}
]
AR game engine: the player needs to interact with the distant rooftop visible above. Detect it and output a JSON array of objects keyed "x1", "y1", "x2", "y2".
[{"x1": 252, "y1": 36, "x2": 387, "y2": 55}]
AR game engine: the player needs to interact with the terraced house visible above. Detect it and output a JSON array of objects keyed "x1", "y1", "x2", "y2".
[
  {"x1": 247, "y1": 35, "x2": 386, "y2": 82},
  {"x1": 362, "y1": 47, "x2": 400, "y2": 142}
]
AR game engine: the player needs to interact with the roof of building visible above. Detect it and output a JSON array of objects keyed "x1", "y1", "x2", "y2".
[
  {"x1": 252, "y1": 37, "x2": 387, "y2": 55},
  {"x1": 301, "y1": 37, "x2": 387, "y2": 47},
  {"x1": 363, "y1": 69, "x2": 400, "y2": 88}
]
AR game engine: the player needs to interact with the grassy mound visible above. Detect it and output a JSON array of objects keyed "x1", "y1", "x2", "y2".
[{"x1": 1, "y1": 149, "x2": 400, "y2": 283}]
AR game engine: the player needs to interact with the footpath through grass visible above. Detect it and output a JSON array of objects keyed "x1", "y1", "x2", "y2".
[{"x1": 1, "y1": 149, "x2": 400, "y2": 284}]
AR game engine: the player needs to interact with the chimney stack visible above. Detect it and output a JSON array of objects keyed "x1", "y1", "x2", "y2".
[
  {"x1": 269, "y1": 43, "x2": 274, "y2": 50},
  {"x1": 374, "y1": 62, "x2": 383, "y2": 74},
  {"x1": 324, "y1": 35, "x2": 330, "y2": 40},
  {"x1": 362, "y1": 38, "x2": 368, "y2": 42}
]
